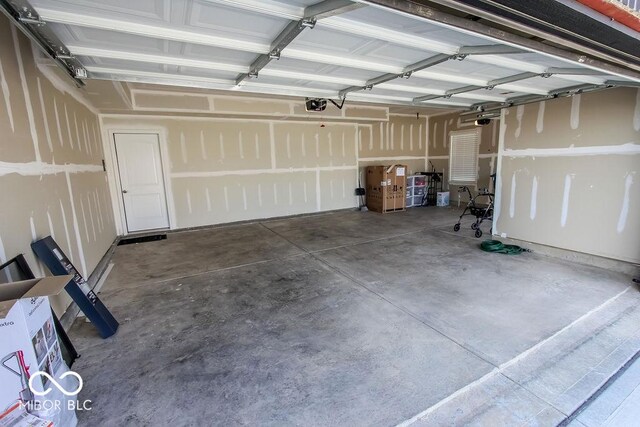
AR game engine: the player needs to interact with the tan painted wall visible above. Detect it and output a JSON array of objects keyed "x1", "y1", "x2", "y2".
[
  {"x1": 495, "y1": 87, "x2": 640, "y2": 263},
  {"x1": 427, "y1": 111, "x2": 499, "y2": 204},
  {"x1": 0, "y1": 18, "x2": 116, "y2": 314}
]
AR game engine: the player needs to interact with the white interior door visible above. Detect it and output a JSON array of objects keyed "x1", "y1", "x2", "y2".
[{"x1": 114, "y1": 133, "x2": 170, "y2": 232}]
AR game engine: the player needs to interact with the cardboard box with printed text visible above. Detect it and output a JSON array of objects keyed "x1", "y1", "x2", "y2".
[{"x1": 0, "y1": 276, "x2": 73, "y2": 418}]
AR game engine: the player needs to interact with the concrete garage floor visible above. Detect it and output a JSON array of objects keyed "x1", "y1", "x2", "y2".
[{"x1": 69, "y1": 208, "x2": 640, "y2": 426}]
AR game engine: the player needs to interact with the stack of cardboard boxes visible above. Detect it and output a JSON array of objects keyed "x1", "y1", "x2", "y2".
[{"x1": 365, "y1": 165, "x2": 407, "y2": 213}]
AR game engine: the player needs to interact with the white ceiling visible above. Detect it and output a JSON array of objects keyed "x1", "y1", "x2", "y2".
[{"x1": 28, "y1": 0, "x2": 640, "y2": 110}]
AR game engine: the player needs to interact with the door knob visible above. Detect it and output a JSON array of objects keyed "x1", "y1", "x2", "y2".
[{"x1": 122, "y1": 190, "x2": 128, "y2": 193}]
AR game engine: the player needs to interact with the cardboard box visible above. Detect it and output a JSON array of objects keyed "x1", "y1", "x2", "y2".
[
  {"x1": 0, "y1": 276, "x2": 73, "y2": 416},
  {"x1": 366, "y1": 165, "x2": 407, "y2": 213}
]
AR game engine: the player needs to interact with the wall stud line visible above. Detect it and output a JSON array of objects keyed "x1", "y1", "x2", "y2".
[
  {"x1": 200, "y1": 130, "x2": 208, "y2": 160},
  {"x1": 509, "y1": 173, "x2": 516, "y2": 218},
  {"x1": 63, "y1": 104, "x2": 73, "y2": 149},
  {"x1": 616, "y1": 173, "x2": 633, "y2": 233},
  {"x1": 269, "y1": 122, "x2": 276, "y2": 169},
  {"x1": 11, "y1": 26, "x2": 41, "y2": 162},
  {"x1": 301, "y1": 133, "x2": 306, "y2": 158},
  {"x1": 73, "y1": 112, "x2": 83, "y2": 153},
  {"x1": 186, "y1": 189, "x2": 192, "y2": 214},
  {"x1": 273, "y1": 182, "x2": 278, "y2": 205},
  {"x1": 0, "y1": 57, "x2": 14, "y2": 132},
  {"x1": 530, "y1": 176, "x2": 538, "y2": 220},
  {"x1": 93, "y1": 191, "x2": 104, "y2": 232},
  {"x1": 409, "y1": 124, "x2": 414, "y2": 151},
  {"x1": 87, "y1": 194, "x2": 97, "y2": 242},
  {"x1": 58, "y1": 200, "x2": 73, "y2": 263},
  {"x1": 205, "y1": 187, "x2": 212, "y2": 212},
  {"x1": 315, "y1": 169, "x2": 321, "y2": 211},
  {"x1": 62, "y1": 175, "x2": 87, "y2": 278},
  {"x1": 46, "y1": 210, "x2": 56, "y2": 240},
  {"x1": 79, "y1": 198, "x2": 90, "y2": 242},
  {"x1": 36, "y1": 77, "x2": 53, "y2": 153},
  {"x1": 303, "y1": 181, "x2": 308, "y2": 203},
  {"x1": 242, "y1": 186, "x2": 248, "y2": 210},
  {"x1": 560, "y1": 174, "x2": 572, "y2": 227},
  {"x1": 254, "y1": 132, "x2": 260, "y2": 160},
  {"x1": 328, "y1": 132, "x2": 333, "y2": 157},
  {"x1": 536, "y1": 101, "x2": 546, "y2": 134},
  {"x1": 180, "y1": 131, "x2": 188, "y2": 163},
  {"x1": 219, "y1": 132, "x2": 226, "y2": 160},
  {"x1": 52, "y1": 98, "x2": 63, "y2": 147},
  {"x1": 570, "y1": 94, "x2": 581, "y2": 130}
]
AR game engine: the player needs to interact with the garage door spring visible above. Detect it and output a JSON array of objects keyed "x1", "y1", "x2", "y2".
[{"x1": 480, "y1": 240, "x2": 528, "y2": 255}]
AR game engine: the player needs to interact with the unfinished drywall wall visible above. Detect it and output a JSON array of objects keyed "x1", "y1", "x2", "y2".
[
  {"x1": 102, "y1": 116, "x2": 362, "y2": 229},
  {"x1": 102, "y1": 110, "x2": 429, "y2": 229},
  {"x1": 357, "y1": 114, "x2": 428, "y2": 199},
  {"x1": 495, "y1": 87, "x2": 640, "y2": 263},
  {"x1": 427, "y1": 111, "x2": 499, "y2": 205},
  {"x1": 129, "y1": 87, "x2": 390, "y2": 121},
  {"x1": 0, "y1": 17, "x2": 116, "y2": 314},
  {"x1": 358, "y1": 114, "x2": 427, "y2": 163}
]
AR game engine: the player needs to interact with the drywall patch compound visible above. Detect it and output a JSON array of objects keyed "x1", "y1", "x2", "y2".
[
  {"x1": 515, "y1": 105, "x2": 524, "y2": 138},
  {"x1": 570, "y1": 94, "x2": 581, "y2": 130},
  {"x1": 509, "y1": 173, "x2": 516, "y2": 218},
  {"x1": 617, "y1": 173, "x2": 633, "y2": 233},
  {"x1": 536, "y1": 101, "x2": 545, "y2": 134},
  {"x1": 530, "y1": 176, "x2": 538, "y2": 220},
  {"x1": 0, "y1": 57, "x2": 13, "y2": 132},
  {"x1": 561, "y1": 174, "x2": 573, "y2": 227}
]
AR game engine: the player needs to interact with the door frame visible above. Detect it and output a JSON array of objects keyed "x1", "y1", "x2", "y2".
[{"x1": 102, "y1": 124, "x2": 176, "y2": 236}]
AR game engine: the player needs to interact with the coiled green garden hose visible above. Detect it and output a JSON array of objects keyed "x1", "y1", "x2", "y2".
[{"x1": 480, "y1": 240, "x2": 527, "y2": 255}]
